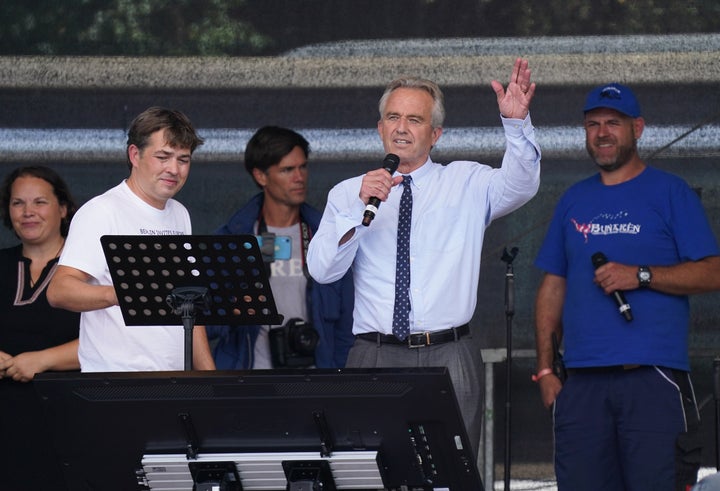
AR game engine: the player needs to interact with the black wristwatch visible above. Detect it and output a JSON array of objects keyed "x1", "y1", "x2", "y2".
[{"x1": 637, "y1": 266, "x2": 652, "y2": 288}]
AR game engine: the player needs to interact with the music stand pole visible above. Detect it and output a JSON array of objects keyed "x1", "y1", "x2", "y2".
[
  {"x1": 167, "y1": 286, "x2": 210, "y2": 371},
  {"x1": 501, "y1": 246, "x2": 519, "y2": 491}
]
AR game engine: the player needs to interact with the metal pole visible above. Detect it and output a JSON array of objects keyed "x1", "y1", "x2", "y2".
[
  {"x1": 501, "y1": 247, "x2": 518, "y2": 491},
  {"x1": 484, "y1": 361, "x2": 495, "y2": 488},
  {"x1": 714, "y1": 356, "x2": 720, "y2": 471}
]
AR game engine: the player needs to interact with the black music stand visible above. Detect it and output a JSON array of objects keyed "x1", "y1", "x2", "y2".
[{"x1": 101, "y1": 234, "x2": 283, "y2": 370}]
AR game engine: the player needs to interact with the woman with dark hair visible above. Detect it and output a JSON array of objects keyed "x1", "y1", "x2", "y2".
[{"x1": 0, "y1": 165, "x2": 80, "y2": 491}]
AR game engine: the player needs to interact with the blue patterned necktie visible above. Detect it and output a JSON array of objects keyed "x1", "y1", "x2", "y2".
[{"x1": 392, "y1": 175, "x2": 412, "y2": 340}]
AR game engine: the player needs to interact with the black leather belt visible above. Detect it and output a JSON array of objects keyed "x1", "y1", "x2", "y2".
[
  {"x1": 567, "y1": 364, "x2": 643, "y2": 375},
  {"x1": 356, "y1": 323, "x2": 470, "y2": 348}
]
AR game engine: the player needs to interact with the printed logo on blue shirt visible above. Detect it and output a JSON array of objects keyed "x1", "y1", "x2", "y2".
[{"x1": 570, "y1": 211, "x2": 641, "y2": 243}]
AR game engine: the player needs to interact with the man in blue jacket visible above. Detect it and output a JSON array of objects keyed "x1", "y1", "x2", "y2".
[{"x1": 206, "y1": 126, "x2": 354, "y2": 369}]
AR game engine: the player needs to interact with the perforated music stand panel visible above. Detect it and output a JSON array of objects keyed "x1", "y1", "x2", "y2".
[{"x1": 101, "y1": 235, "x2": 282, "y2": 327}]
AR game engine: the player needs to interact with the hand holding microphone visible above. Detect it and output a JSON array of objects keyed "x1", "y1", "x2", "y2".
[
  {"x1": 591, "y1": 252, "x2": 633, "y2": 322},
  {"x1": 362, "y1": 153, "x2": 400, "y2": 226}
]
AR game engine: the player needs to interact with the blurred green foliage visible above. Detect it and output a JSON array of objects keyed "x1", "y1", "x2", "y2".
[
  {"x1": 1, "y1": 0, "x2": 718, "y2": 56},
  {"x1": 1, "y1": 0, "x2": 271, "y2": 55}
]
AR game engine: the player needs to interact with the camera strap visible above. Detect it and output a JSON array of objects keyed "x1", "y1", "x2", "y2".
[{"x1": 258, "y1": 214, "x2": 316, "y2": 367}]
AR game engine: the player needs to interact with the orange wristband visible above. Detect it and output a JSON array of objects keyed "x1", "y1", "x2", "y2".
[{"x1": 532, "y1": 368, "x2": 553, "y2": 382}]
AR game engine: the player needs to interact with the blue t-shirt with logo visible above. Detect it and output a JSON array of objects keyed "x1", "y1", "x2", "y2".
[{"x1": 535, "y1": 166, "x2": 719, "y2": 370}]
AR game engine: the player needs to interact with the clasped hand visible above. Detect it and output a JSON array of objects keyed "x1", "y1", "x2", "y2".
[{"x1": 0, "y1": 350, "x2": 43, "y2": 382}]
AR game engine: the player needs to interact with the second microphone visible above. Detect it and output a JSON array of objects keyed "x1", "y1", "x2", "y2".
[{"x1": 591, "y1": 251, "x2": 633, "y2": 322}]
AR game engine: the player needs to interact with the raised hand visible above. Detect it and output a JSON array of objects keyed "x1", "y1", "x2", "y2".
[{"x1": 491, "y1": 58, "x2": 535, "y2": 120}]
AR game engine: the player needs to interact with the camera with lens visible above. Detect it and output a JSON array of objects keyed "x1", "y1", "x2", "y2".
[{"x1": 269, "y1": 318, "x2": 319, "y2": 368}]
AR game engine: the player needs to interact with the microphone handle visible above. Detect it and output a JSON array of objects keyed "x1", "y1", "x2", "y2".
[
  {"x1": 612, "y1": 291, "x2": 633, "y2": 321},
  {"x1": 361, "y1": 197, "x2": 381, "y2": 226}
]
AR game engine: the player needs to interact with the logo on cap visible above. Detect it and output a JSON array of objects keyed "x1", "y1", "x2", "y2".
[{"x1": 583, "y1": 82, "x2": 641, "y2": 118}]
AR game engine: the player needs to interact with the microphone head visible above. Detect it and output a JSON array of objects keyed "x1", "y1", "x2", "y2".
[
  {"x1": 383, "y1": 153, "x2": 400, "y2": 174},
  {"x1": 591, "y1": 251, "x2": 608, "y2": 269}
]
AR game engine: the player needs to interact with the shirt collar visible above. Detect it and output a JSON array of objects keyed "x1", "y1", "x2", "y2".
[{"x1": 396, "y1": 156, "x2": 434, "y2": 190}]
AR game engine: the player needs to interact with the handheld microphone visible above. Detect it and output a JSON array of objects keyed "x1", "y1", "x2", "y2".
[
  {"x1": 591, "y1": 251, "x2": 633, "y2": 322},
  {"x1": 362, "y1": 153, "x2": 400, "y2": 227}
]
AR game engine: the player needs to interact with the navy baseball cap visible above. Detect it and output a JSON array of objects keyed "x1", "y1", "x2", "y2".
[{"x1": 583, "y1": 83, "x2": 641, "y2": 118}]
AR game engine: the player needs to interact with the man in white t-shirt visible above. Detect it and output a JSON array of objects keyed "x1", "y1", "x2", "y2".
[{"x1": 48, "y1": 107, "x2": 215, "y2": 372}]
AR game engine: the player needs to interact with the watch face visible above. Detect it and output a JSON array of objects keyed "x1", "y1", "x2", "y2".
[{"x1": 638, "y1": 267, "x2": 651, "y2": 285}]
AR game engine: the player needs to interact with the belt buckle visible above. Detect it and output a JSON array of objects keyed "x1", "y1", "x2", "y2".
[{"x1": 408, "y1": 332, "x2": 430, "y2": 348}]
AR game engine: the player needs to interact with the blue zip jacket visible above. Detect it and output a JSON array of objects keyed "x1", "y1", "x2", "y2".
[{"x1": 205, "y1": 193, "x2": 354, "y2": 369}]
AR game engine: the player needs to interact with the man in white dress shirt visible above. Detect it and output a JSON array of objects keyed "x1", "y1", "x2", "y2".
[{"x1": 307, "y1": 58, "x2": 541, "y2": 456}]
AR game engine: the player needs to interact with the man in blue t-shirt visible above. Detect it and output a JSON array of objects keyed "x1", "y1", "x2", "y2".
[{"x1": 533, "y1": 83, "x2": 720, "y2": 491}]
